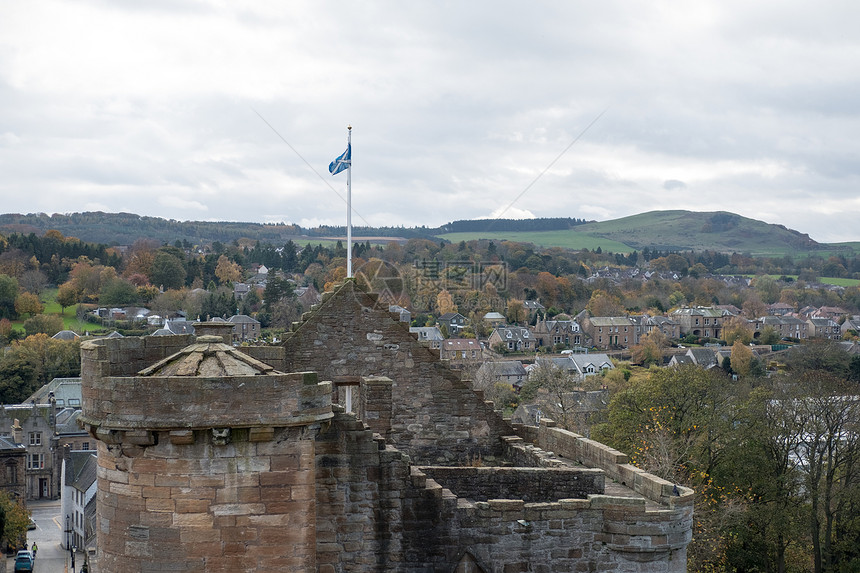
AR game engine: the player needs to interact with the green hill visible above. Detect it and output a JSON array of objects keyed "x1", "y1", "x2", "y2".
[
  {"x1": 436, "y1": 211, "x2": 832, "y2": 256},
  {"x1": 574, "y1": 210, "x2": 820, "y2": 255}
]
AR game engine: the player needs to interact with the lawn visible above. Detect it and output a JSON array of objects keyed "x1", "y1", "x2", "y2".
[{"x1": 6, "y1": 289, "x2": 103, "y2": 334}]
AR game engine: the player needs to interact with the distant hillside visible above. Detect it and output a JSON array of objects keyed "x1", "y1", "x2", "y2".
[
  {"x1": 0, "y1": 210, "x2": 845, "y2": 257},
  {"x1": 434, "y1": 210, "x2": 842, "y2": 256},
  {"x1": 575, "y1": 211, "x2": 820, "y2": 255}
]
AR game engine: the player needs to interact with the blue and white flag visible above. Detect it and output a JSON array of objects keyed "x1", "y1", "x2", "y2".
[{"x1": 329, "y1": 144, "x2": 351, "y2": 175}]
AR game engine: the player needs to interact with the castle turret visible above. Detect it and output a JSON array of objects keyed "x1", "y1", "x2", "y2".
[{"x1": 80, "y1": 333, "x2": 332, "y2": 572}]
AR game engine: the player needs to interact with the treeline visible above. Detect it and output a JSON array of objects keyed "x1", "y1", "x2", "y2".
[{"x1": 0, "y1": 212, "x2": 596, "y2": 247}]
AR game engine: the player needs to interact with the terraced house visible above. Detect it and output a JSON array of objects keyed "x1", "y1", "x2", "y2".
[{"x1": 670, "y1": 306, "x2": 725, "y2": 339}]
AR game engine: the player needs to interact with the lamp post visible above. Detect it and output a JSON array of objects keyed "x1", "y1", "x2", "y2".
[{"x1": 71, "y1": 544, "x2": 77, "y2": 572}]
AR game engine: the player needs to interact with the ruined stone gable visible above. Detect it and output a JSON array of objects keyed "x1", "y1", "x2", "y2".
[{"x1": 275, "y1": 280, "x2": 513, "y2": 465}]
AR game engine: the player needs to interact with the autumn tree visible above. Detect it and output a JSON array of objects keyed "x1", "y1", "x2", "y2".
[
  {"x1": 631, "y1": 330, "x2": 669, "y2": 366},
  {"x1": 215, "y1": 255, "x2": 242, "y2": 286},
  {"x1": 436, "y1": 289, "x2": 457, "y2": 316},
  {"x1": 730, "y1": 340, "x2": 754, "y2": 377},
  {"x1": 586, "y1": 289, "x2": 623, "y2": 317},
  {"x1": 14, "y1": 292, "x2": 43, "y2": 317},
  {"x1": 23, "y1": 314, "x2": 64, "y2": 337},
  {"x1": 505, "y1": 299, "x2": 526, "y2": 325},
  {"x1": 742, "y1": 294, "x2": 768, "y2": 319},
  {"x1": 520, "y1": 360, "x2": 582, "y2": 432},
  {"x1": 56, "y1": 282, "x2": 80, "y2": 314},
  {"x1": 0, "y1": 491, "x2": 30, "y2": 550},
  {"x1": 0, "y1": 335, "x2": 81, "y2": 403},
  {"x1": 722, "y1": 315, "x2": 754, "y2": 345}
]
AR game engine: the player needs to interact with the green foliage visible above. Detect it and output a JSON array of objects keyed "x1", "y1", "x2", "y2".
[
  {"x1": 99, "y1": 279, "x2": 139, "y2": 306},
  {"x1": 0, "y1": 335, "x2": 81, "y2": 403},
  {"x1": 0, "y1": 275, "x2": 19, "y2": 319},
  {"x1": 23, "y1": 314, "x2": 64, "y2": 337},
  {"x1": 0, "y1": 491, "x2": 30, "y2": 549},
  {"x1": 149, "y1": 252, "x2": 186, "y2": 290}
]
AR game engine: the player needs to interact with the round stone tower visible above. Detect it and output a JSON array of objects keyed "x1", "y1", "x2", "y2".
[{"x1": 79, "y1": 331, "x2": 332, "y2": 572}]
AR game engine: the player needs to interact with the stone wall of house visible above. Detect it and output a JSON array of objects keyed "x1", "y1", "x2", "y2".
[{"x1": 279, "y1": 280, "x2": 514, "y2": 465}]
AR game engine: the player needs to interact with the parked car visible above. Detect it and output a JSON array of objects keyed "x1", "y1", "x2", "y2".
[{"x1": 14, "y1": 550, "x2": 34, "y2": 572}]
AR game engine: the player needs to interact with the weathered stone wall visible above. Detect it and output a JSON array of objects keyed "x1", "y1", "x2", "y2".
[
  {"x1": 399, "y1": 466, "x2": 692, "y2": 572},
  {"x1": 281, "y1": 281, "x2": 514, "y2": 464},
  {"x1": 530, "y1": 420, "x2": 692, "y2": 507},
  {"x1": 418, "y1": 466, "x2": 604, "y2": 502},
  {"x1": 359, "y1": 376, "x2": 393, "y2": 440},
  {"x1": 81, "y1": 335, "x2": 193, "y2": 381},
  {"x1": 95, "y1": 426, "x2": 317, "y2": 573},
  {"x1": 82, "y1": 334, "x2": 334, "y2": 573},
  {"x1": 315, "y1": 410, "x2": 411, "y2": 572}
]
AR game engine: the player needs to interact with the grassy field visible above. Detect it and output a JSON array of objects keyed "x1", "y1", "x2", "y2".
[
  {"x1": 435, "y1": 230, "x2": 635, "y2": 253},
  {"x1": 8, "y1": 288, "x2": 104, "y2": 334},
  {"x1": 749, "y1": 275, "x2": 860, "y2": 287}
]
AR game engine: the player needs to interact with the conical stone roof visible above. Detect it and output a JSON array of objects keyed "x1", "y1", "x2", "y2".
[{"x1": 138, "y1": 335, "x2": 279, "y2": 377}]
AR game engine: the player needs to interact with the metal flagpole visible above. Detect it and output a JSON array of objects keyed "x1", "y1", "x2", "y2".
[{"x1": 347, "y1": 125, "x2": 352, "y2": 278}]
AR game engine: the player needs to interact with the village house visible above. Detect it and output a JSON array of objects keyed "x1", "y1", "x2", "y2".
[
  {"x1": 535, "y1": 354, "x2": 615, "y2": 379},
  {"x1": 436, "y1": 311, "x2": 467, "y2": 335},
  {"x1": 440, "y1": 338, "x2": 483, "y2": 362},
  {"x1": 755, "y1": 315, "x2": 808, "y2": 340},
  {"x1": 670, "y1": 307, "x2": 725, "y2": 339},
  {"x1": 531, "y1": 318, "x2": 585, "y2": 349},
  {"x1": 807, "y1": 317, "x2": 842, "y2": 340},
  {"x1": 60, "y1": 448, "x2": 97, "y2": 553},
  {"x1": 0, "y1": 435, "x2": 26, "y2": 501},
  {"x1": 643, "y1": 315, "x2": 681, "y2": 339},
  {"x1": 476, "y1": 360, "x2": 529, "y2": 389},
  {"x1": 228, "y1": 314, "x2": 261, "y2": 342},
  {"x1": 487, "y1": 325, "x2": 535, "y2": 352},
  {"x1": 581, "y1": 316, "x2": 641, "y2": 349},
  {"x1": 409, "y1": 326, "x2": 444, "y2": 349}
]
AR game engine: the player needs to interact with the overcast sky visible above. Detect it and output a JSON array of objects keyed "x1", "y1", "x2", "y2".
[{"x1": 2, "y1": 1, "x2": 859, "y2": 242}]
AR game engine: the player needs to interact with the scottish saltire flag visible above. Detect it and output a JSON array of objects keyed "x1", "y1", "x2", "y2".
[{"x1": 329, "y1": 144, "x2": 351, "y2": 175}]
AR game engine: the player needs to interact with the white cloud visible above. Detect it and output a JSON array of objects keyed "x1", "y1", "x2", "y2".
[{"x1": 1, "y1": 1, "x2": 859, "y2": 243}]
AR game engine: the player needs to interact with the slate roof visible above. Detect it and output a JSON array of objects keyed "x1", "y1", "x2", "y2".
[
  {"x1": 481, "y1": 361, "x2": 527, "y2": 378},
  {"x1": 409, "y1": 327, "x2": 444, "y2": 341},
  {"x1": 52, "y1": 330, "x2": 80, "y2": 340},
  {"x1": 26, "y1": 377, "x2": 82, "y2": 405},
  {"x1": 66, "y1": 451, "x2": 98, "y2": 491},
  {"x1": 687, "y1": 348, "x2": 718, "y2": 368},
  {"x1": 0, "y1": 435, "x2": 25, "y2": 452},
  {"x1": 442, "y1": 339, "x2": 481, "y2": 351}
]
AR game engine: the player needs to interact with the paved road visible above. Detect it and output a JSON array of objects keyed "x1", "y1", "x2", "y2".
[{"x1": 5, "y1": 499, "x2": 85, "y2": 573}]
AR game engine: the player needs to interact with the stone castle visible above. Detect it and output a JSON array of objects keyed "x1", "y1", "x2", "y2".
[{"x1": 79, "y1": 279, "x2": 693, "y2": 572}]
